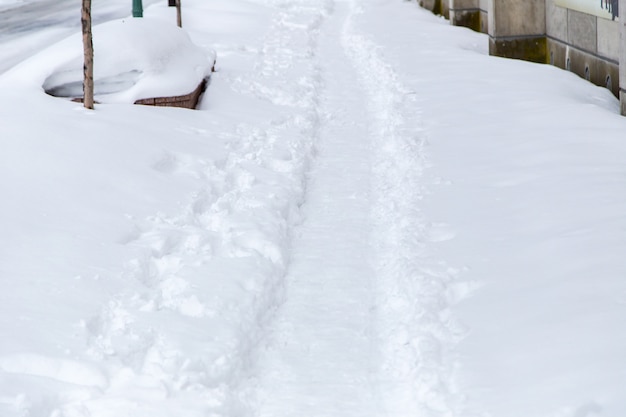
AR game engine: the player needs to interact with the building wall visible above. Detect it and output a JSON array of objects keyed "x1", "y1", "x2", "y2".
[
  {"x1": 418, "y1": 0, "x2": 622, "y2": 101},
  {"x1": 419, "y1": 0, "x2": 442, "y2": 15},
  {"x1": 449, "y1": 0, "x2": 488, "y2": 33},
  {"x1": 546, "y1": 0, "x2": 619, "y2": 96},
  {"x1": 442, "y1": 0, "x2": 450, "y2": 18},
  {"x1": 419, "y1": 0, "x2": 450, "y2": 19}
]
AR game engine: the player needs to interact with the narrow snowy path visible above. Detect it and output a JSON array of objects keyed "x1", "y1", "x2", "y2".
[
  {"x1": 251, "y1": 1, "x2": 463, "y2": 416},
  {"x1": 0, "y1": 1, "x2": 461, "y2": 416},
  {"x1": 254, "y1": 2, "x2": 379, "y2": 416},
  {"x1": 253, "y1": 0, "x2": 451, "y2": 415}
]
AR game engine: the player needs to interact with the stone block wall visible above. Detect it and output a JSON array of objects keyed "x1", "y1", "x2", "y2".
[
  {"x1": 419, "y1": 0, "x2": 442, "y2": 16},
  {"x1": 488, "y1": 0, "x2": 547, "y2": 63},
  {"x1": 419, "y1": 0, "x2": 450, "y2": 19},
  {"x1": 546, "y1": 0, "x2": 619, "y2": 97},
  {"x1": 620, "y1": 1, "x2": 626, "y2": 114},
  {"x1": 449, "y1": 0, "x2": 488, "y2": 33},
  {"x1": 418, "y1": 0, "x2": 626, "y2": 111}
]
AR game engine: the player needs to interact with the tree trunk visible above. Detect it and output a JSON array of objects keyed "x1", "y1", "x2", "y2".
[
  {"x1": 176, "y1": 0, "x2": 182, "y2": 28},
  {"x1": 82, "y1": 0, "x2": 94, "y2": 110}
]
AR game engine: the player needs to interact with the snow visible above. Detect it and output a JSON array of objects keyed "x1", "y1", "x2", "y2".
[
  {"x1": 0, "y1": 0, "x2": 163, "y2": 73},
  {"x1": 8, "y1": 18, "x2": 215, "y2": 102},
  {"x1": 0, "y1": 0, "x2": 625, "y2": 417}
]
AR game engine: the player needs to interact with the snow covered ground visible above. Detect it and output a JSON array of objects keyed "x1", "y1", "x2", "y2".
[
  {"x1": 1, "y1": 1, "x2": 625, "y2": 417},
  {"x1": 40, "y1": 18, "x2": 214, "y2": 103},
  {"x1": 0, "y1": 0, "x2": 162, "y2": 73}
]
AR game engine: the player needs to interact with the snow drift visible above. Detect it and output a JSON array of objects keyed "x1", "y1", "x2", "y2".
[{"x1": 6, "y1": 17, "x2": 215, "y2": 103}]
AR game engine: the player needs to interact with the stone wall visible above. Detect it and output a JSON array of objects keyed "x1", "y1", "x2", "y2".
[
  {"x1": 620, "y1": 2, "x2": 626, "y2": 114},
  {"x1": 488, "y1": 0, "x2": 547, "y2": 63},
  {"x1": 419, "y1": 0, "x2": 451, "y2": 18},
  {"x1": 449, "y1": 0, "x2": 488, "y2": 33},
  {"x1": 419, "y1": 0, "x2": 626, "y2": 113},
  {"x1": 419, "y1": 0, "x2": 443, "y2": 16},
  {"x1": 546, "y1": 0, "x2": 619, "y2": 96}
]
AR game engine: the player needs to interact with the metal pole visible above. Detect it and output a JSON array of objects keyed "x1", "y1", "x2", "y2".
[
  {"x1": 176, "y1": 0, "x2": 182, "y2": 27},
  {"x1": 132, "y1": 0, "x2": 143, "y2": 17}
]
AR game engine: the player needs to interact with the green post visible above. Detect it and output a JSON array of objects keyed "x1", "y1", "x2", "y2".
[{"x1": 132, "y1": 0, "x2": 143, "y2": 17}]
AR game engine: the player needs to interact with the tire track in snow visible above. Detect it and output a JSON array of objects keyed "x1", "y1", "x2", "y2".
[{"x1": 341, "y1": 1, "x2": 465, "y2": 416}]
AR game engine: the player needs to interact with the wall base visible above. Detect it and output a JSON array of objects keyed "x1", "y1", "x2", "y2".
[
  {"x1": 441, "y1": 0, "x2": 450, "y2": 19},
  {"x1": 451, "y1": 9, "x2": 479, "y2": 32},
  {"x1": 548, "y1": 38, "x2": 619, "y2": 97},
  {"x1": 450, "y1": 8, "x2": 488, "y2": 33},
  {"x1": 489, "y1": 36, "x2": 548, "y2": 63},
  {"x1": 419, "y1": 0, "x2": 442, "y2": 15}
]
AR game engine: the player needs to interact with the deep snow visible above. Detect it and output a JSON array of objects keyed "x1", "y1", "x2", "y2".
[
  {"x1": 39, "y1": 18, "x2": 215, "y2": 103},
  {"x1": 0, "y1": 0, "x2": 625, "y2": 417},
  {"x1": 0, "y1": 0, "x2": 162, "y2": 73}
]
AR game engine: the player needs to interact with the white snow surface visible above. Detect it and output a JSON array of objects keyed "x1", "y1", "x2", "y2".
[
  {"x1": 9, "y1": 18, "x2": 215, "y2": 102},
  {"x1": 0, "y1": 1, "x2": 625, "y2": 417}
]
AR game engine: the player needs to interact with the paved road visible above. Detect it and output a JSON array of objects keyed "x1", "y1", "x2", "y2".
[{"x1": 0, "y1": 0, "x2": 161, "y2": 73}]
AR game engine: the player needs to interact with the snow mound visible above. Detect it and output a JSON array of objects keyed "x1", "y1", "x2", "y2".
[{"x1": 33, "y1": 18, "x2": 215, "y2": 103}]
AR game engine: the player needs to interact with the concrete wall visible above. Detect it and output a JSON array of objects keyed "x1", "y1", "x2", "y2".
[
  {"x1": 546, "y1": 0, "x2": 619, "y2": 97},
  {"x1": 419, "y1": 0, "x2": 442, "y2": 16},
  {"x1": 419, "y1": 0, "x2": 450, "y2": 19},
  {"x1": 488, "y1": 0, "x2": 547, "y2": 63},
  {"x1": 486, "y1": 0, "x2": 619, "y2": 98},
  {"x1": 618, "y1": 0, "x2": 626, "y2": 112},
  {"x1": 449, "y1": 0, "x2": 488, "y2": 33},
  {"x1": 442, "y1": 0, "x2": 450, "y2": 19},
  {"x1": 418, "y1": 0, "x2": 624, "y2": 110}
]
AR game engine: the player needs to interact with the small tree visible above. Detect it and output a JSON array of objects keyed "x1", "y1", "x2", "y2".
[{"x1": 81, "y1": 0, "x2": 94, "y2": 109}]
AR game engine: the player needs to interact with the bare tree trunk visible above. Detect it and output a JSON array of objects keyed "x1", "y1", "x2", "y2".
[
  {"x1": 176, "y1": 0, "x2": 182, "y2": 28},
  {"x1": 82, "y1": 0, "x2": 94, "y2": 109}
]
